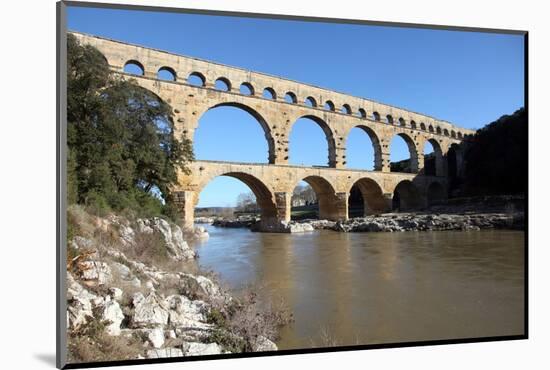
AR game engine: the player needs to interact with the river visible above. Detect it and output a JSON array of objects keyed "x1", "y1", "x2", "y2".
[{"x1": 189, "y1": 225, "x2": 525, "y2": 349}]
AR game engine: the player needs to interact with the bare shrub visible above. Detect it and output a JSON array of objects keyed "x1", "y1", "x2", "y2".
[{"x1": 68, "y1": 307, "x2": 144, "y2": 363}]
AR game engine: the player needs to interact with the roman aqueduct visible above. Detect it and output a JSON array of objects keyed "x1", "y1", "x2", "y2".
[{"x1": 72, "y1": 32, "x2": 476, "y2": 231}]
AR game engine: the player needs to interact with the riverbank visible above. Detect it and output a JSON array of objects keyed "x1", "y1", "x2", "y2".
[
  {"x1": 66, "y1": 206, "x2": 289, "y2": 363},
  {"x1": 198, "y1": 211, "x2": 524, "y2": 233}
]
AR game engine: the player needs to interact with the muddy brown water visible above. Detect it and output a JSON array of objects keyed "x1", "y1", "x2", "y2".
[{"x1": 190, "y1": 225, "x2": 525, "y2": 349}]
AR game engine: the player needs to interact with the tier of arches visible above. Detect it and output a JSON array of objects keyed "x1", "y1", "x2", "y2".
[
  {"x1": 193, "y1": 171, "x2": 447, "y2": 226},
  {"x1": 120, "y1": 58, "x2": 469, "y2": 141},
  {"x1": 193, "y1": 102, "x2": 456, "y2": 175}
]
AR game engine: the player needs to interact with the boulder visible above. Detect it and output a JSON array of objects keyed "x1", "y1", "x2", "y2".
[
  {"x1": 78, "y1": 261, "x2": 112, "y2": 285},
  {"x1": 143, "y1": 327, "x2": 165, "y2": 348},
  {"x1": 131, "y1": 292, "x2": 169, "y2": 328},
  {"x1": 102, "y1": 300, "x2": 124, "y2": 336},
  {"x1": 252, "y1": 336, "x2": 278, "y2": 352},
  {"x1": 165, "y1": 295, "x2": 211, "y2": 330},
  {"x1": 137, "y1": 218, "x2": 195, "y2": 260},
  {"x1": 147, "y1": 348, "x2": 184, "y2": 359},
  {"x1": 183, "y1": 342, "x2": 222, "y2": 356},
  {"x1": 66, "y1": 274, "x2": 97, "y2": 329}
]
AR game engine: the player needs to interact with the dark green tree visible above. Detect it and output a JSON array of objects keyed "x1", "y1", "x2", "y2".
[{"x1": 66, "y1": 33, "x2": 194, "y2": 219}]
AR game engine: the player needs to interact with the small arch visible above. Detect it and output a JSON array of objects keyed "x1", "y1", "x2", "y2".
[
  {"x1": 451, "y1": 130, "x2": 456, "y2": 138},
  {"x1": 357, "y1": 108, "x2": 367, "y2": 119},
  {"x1": 427, "y1": 182, "x2": 446, "y2": 206},
  {"x1": 348, "y1": 177, "x2": 387, "y2": 217},
  {"x1": 420, "y1": 122, "x2": 426, "y2": 131},
  {"x1": 436, "y1": 126, "x2": 442, "y2": 135},
  {"x1": 372, "y1": 112, "x2": 381, "y2": 121},
  {"x1": 262, "y1": 87, "x2": 276, "y2": 100},
  {"x1": 428, "y1": 125, "x2": 434, "y2": 133},
  {"x1": 443, "y1": 129, "x2": 450, "y2": 136},
  {"x1": 324, "y1": 100, "x2": 335, "y2": 111},
  {"x1": 304, "y1": 96, "x2": 317, "y2": 107},
  {"x1": 410, "y1": 120, "x2": 417, "y2": 129},
  {"x1": 284, "y1": 91, "x2": 297, "y2": 104},
  {"x1": 457, "y1": 132, "x2": 463, "y2": 139},
  {"x1": 157, "y1": 66, "x2": 176, "y2": 81},
  {"x1": 386, "y1": 115, "x2": 394, "y2": 124},
  {"x1": 392, "y1": 180, "x2": 422, "y2": 211},
  {"x1": 214, "y1": 77, "x2": 231, "y2": 92},
  {"x1": 398, "y1": 117, "x2": 406, "y2": 127},
  {"x1": 188, "y1": 72, "x2": 206, "y2": 87},
  {"x1": 123, "y1": 60, "x2": 144, "y2": 76},
  {"x1": 341, "y1": 104, "x2": 352, "y2": 115},
  {"x1": 240, "y1": 82, "x2": 255, "y2": 96}
]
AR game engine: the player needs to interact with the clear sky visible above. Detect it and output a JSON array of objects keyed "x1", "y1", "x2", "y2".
[{"x1": 67, "y1": 6, "x2": 525, "y2": 207}]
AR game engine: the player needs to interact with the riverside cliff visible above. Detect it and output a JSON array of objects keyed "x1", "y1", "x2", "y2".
[{"x1": 66, "y1": 206, "x2": 289, "y2": 363}]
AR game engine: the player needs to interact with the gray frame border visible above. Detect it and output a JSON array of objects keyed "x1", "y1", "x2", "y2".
[{"x1": 56, "y1": 1, "x2": 528, "y2": 369}]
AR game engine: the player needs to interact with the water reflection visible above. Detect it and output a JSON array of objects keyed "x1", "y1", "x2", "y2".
[{"x1": 190, "y1": 226, "x2": 524, "y2": 349}]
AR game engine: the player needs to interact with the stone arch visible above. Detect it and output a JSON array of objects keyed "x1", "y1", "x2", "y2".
[
  {"x1": 398, "y1": 117, "x2": 406, "y2": 127},
  {"x1": 410, "y1": 120, "x2": 417, "y2": 129},
  {"x1": 157, "y1": 66, "x2": 176, "y2": 81},
  {"x1": 294, "y1": 175, "x2": 342, "y2": 220},
  {"x1": 346, "y1": 125, "x2": 383, "y2": 171},
  {"x1": 392, "y1": 180, "x2": 422, "y2": 211},
  {"x1": 262, "y1": 87, "x2": 277, "y2": 100},
  {"x1": 324, "y1": 100, "x2": 335, "y2": 111},
  {"x1": 240, "y1": 82, "x2": 255, "y2": 95},
  {"x1": 420, "y1": 122, "x2": 426, "y2": 130},
  {"x1": 123, "y1": 60, "x2": 144, "y2": 76},
  {"x1": 188, "y1": 71, "x2": 206, "y2": 87},
  {"x1": 447, "y1": 143, "x2": 463, "y2": 184},
  {"x1": 304, "y1": 96, "x2": 317, "y2": 107},
  {"x1": 436, "y1": 126, "x2": 442, "y2": 135},
  {"x1": 289, "y1": 115, "x2": 337, "y2": 167},
  {"x1": 199, "y1": 172, "x2": 278, "y2": 221},
  {"x1": 372, "y1": 111, "x2": 381, "y2": 121},
  {"x1": 195, "y1": 102, "x2": 276, "y2": 164},
  {"x1": 427, "y1": 181, "x2": 446, "y2": 206},
  {"x1": 443, "y1": 129, "x2": 450, "y2": 136},
  {"x1": 357, "y1": 108, "x2": 367, "y2": 119},
  {"x1": 348, "y1": 177, "x2": 387, "y2": 217},
  {"x1": 214, "y1": 77, "x2": 231, "y2": 91},
  {"x1": 451, "y1": 130, "x2": 456, "y2": 138},
  {"x1": 457, "y1": 132, "x2": 463, "y2": 139},
  {"x1": 390, "y1": 133, "x2": 419, "y2": 173},
  {"x1": 342, "y1": 104, "x2": 352, "y2": 115},
  {"x1": 423, "y1": 138, "x2": 444, "y2": 176},
  {"x1": 284, "y1": 91, "x2": 298, "y2": 104},
  {"x1": 428, "y1": 125, "x2": 434, "y2": 133},
  {"x1": 386, "y1": 114, "x2": 394, "y2": 124}
]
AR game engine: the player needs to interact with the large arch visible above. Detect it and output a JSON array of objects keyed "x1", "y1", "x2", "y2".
[
  {"x1": 345, "y1": 125, "x2": 382, "y2": 170},
  {"x1": 348, "y1": 177, "x2": 387, "y2": 217},
  {"x1": 293, "y1": 175, "x2": 342, "y2": 220},
  {"x1": 392, "y1": 180, "x2": 422, "y2": 211},
  {"x1": 194, "y1": 102, "x2": 276, "y2": 164},
  {"x1": 289, "y1": 115, "x2": 336, "y2": 167},
  {"x1": 423, "y1": 138, "x2": 444, "y2": 176},
  {"x1": 198, "y1": 172, "x2": 278, "y2": 221},
  {"x1": 390, "y1": 133, "x2": 419, "y2": 173},
  {"x1": 427, "y1": 181, "x2": 446, "y2": 206}
]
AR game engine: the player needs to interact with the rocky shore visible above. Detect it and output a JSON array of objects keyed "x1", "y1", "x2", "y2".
[
  {"x1": 66, "y1": 206, "x2": 285, "y2": 363},
  {"x1": 199, "y1": 211, "x2": 524, "y2": 233}
]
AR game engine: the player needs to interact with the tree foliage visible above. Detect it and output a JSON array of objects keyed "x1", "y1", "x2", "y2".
[
  {"x1": 66, "y1": 33, "x2": 194, "y2": 220},
  {"x1": 462, "y1": 107, "x2": 527, "y2": 196}
]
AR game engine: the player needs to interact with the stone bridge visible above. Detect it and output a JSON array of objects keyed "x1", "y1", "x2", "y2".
[{"x1": 72, "y1": 31, "x2": 476, "y2": 231}]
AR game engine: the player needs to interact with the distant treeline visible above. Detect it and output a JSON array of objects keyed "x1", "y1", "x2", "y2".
[{"x1": 461, "y1": 107, "x2": 527, "y2": 196}]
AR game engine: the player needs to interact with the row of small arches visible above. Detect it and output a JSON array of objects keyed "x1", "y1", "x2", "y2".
[{"x1": 122, "y1": 60, "x2": 466, "y2": 140}]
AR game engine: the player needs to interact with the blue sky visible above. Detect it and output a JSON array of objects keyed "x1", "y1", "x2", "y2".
[{"x1": 68, "y1": 6, "x2": 525, "y2": 207}]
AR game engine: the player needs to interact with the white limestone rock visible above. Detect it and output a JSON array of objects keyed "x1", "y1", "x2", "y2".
[
  {"x1": 183, "y1": 342, "x2": 222, "y2": 356},
  {"x1": 252, "y1": 336, "x2": 278, "y2": 352},
  {"x1": 147, "y1": 348, "x2": 184, "y2": 359},
  {"x1": 102, "y1": 300, "x2": 124, "y2": 336},
  {"x1": 78, "y1": 261, "x2": 112, "y2": 285},
  {"x1": 131, "y1": 292, "x2": 169, "y2": 328}
]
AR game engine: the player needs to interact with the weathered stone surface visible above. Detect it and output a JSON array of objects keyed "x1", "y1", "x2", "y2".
[
  {"x1": 102, "y1": 300, "x2": 124, "y2": 336},
  {"x1": 67, "y1": 274, "x2": 97, "y2": 329},
  {"x1": 183, "y1": 342, "x2": 222, "y2": 356},
  {"x1": 137, "y1": 218, "x2": 195, "y2": 260},
  {"x1": 78, "y1": 261, "x2": 112, "y2": 285},
  {"x1": 131, "y1": 292, "x2": 169, "y2": 328},
  {"x1": 165, "y1": 295, "x2": 211, "y2": 330},
  {"x1": 147, "y1": 348, "x2": 184, "y2": 359},
  {"x1": 252, "y1": 336, "x2": 278, "y2": 352}
]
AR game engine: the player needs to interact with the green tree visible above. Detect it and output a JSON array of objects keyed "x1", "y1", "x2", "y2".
[{"x1": 66, "y1": 33, "x2": 194, "y2": 219}]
